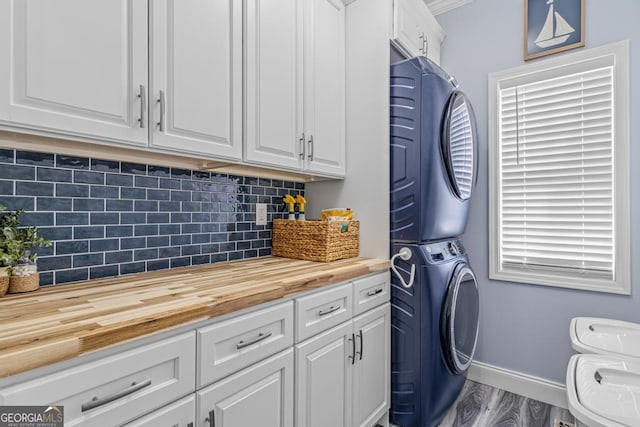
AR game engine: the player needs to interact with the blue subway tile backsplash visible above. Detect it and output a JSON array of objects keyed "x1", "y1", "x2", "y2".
[{"x1": 0, "y1": 149, "x2": 304, "y2": 286}]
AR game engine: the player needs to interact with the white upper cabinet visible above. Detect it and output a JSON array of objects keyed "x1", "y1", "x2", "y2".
[
  {"x1": 303, "y1": 0, "x2": 346, "y2": 176},
  {"x1": 0, "y1": 0, "x2": 347, "y2": 178},
  {"x1": 245, "y1": 0, "x2": 346, "y2": 177},
  {"x1": 244, "y1": 0, "x2": 304, "y2": 170},
  {"x1": 150, "y1": 0, "x2": 242, "y2": 160},
  {"x1": 392, "y1": 0, "x2": 445, "y2": 64},
  {"x1": 0, "y1": 0, "x2": 148, "y2": 146}
]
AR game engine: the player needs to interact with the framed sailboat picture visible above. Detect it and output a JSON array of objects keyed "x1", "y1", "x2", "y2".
[{"x1": 524, "y1": 0, "x2": 585, "y2": 60}]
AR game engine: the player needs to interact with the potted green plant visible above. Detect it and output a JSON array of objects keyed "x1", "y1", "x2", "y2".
[{"x1": 0, "y1": 205, "x2": 51, "y2": 294}]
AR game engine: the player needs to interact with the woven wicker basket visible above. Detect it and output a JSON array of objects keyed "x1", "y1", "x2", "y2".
[
  {"x1": 8, "y1": 273, "x2": 40, "y2": 294},
  {"x1": 272, "y1": 219, "x2": 359, "y2": 262},
  {"x1": 0, "y1": 269, "x2": 9, "y2": 297}
]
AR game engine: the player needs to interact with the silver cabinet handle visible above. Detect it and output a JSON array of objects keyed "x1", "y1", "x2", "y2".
[
  {"x1": 318, "y1": 305, "x2": 340, "y2": 316},
  {"x1": 357, "y1": 330, "x2": 363, "y2": 360},
  {"x1": 366, "y1": 288, "x2": 383, "y2": 297},
  {"x1": 418, "y1": 32, "x2": 425, "y2": 54},
  {"x1": 237, "y1": 331, "x2": 272, "y2": 349},
  {"x1": 299, "y1": 133, "x2": 305, "y2": 159},
  {"x1": 157, "y1": 90, "x2": 165, "y2": 132},
  {"x1": 307, "y1": 135, "x2": 314, "y2": 161},
  {"x1": 205, "y1": 409, "x2": 215, "y2": 427},
  {"x1": 137, "y1": 84, "x2": 146, "y2": 128},
  {"x1": 423, "y1": 33, "x2": 429, "y2": 57},
  {"x1": 348, "y1": 333, "x2": 356, "y2": 365},
  {"x1": 81, "y1": 379, "x2": 152, "y2": 412}
]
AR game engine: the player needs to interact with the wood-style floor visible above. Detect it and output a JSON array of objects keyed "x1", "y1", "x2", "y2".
[{"x1": 438, "y1": 380, "x2": 576, "y2": 427}]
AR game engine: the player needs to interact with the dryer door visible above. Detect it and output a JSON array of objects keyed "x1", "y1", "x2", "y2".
[
  {"x1": 441, "y1": 91, "x2": 478, "y2": 201},
  {"x1": 442, "y1": 262, "x2": 479, "y2": 374}
]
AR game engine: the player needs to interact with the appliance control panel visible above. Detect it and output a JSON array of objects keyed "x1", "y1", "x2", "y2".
[{"x1": 422, "y1": 239, "x2": 466, "y2": 263}]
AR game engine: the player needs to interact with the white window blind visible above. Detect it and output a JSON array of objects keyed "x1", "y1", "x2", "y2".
[
  {"x1": 499, "y1": 67, "x2": 614, "y2": 278},
  {"x1": 449, "y1": 99, "x2": 475, "y2": 200},
  {"x1": 488, "y1": 41, "x2": 630, "y2": 294}
]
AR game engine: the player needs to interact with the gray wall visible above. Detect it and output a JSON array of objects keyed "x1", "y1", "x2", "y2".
[{"x1": 437, "y1": 0, "x2": 640, "y2": 383}]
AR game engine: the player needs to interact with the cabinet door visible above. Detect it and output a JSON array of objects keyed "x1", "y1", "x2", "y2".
[
  {"x1": 197, "y1": 349, "x2": 293, "y2": 427},
  {"x1": 245, "y1": 0, "x2": 303, "y2": 170},
  {"x1": 303, "y1": 0, "x2": 346, "y2": 176},
  {"x1": 123, "y1": 395, "x2": 195, "y2": 427},
  {"x1": 295, "y1": 321, "x2": 352, "y2": 427},
  {"x1": 392, "y1": 0, "x2": 445, "y2": 64},
  {"x1": 0, "y1": 0, "x2": 148, "y2": 146},
  {"x1": 352, "y1": 303, "x2": 390, "y2": 427},
  {"x1": 392, "y1": 0, "x2": 424, "y2": 58},
  {"x1": 150, "y1": 0, "x2": 242, "y2": 160}
]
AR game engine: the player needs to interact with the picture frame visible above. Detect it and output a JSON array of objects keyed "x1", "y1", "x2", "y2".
[{"x1": 524, "y1": 0, "x2": 585, "y2": 61}]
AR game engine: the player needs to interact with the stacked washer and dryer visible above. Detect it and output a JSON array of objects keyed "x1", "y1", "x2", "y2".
[{"x1": 389, "y1": 57, "x2": 480, "y2": 427}]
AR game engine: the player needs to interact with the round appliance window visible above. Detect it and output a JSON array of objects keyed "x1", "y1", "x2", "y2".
[
  {"x1": 442, "y1": 262, "x2": 479, "y2": 374},
  {"x1": 441, "y1": 91, "x2": 478, "y2": 201}
]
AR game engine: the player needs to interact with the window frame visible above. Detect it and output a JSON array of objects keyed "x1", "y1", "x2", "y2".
[{"x1": 488, "y1": 40, "x2": 630, "y2": 294}]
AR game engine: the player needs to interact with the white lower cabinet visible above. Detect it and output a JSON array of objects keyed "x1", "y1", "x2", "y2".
[
  {"x1": 296, "y1": 303, "x2": 391, "y2": 427},
  {"x1": 295, "y1": 321, "x2": 353, "y2": 427},
  {"x1": 0, "y1": 273, "x2": 389, "y2": 427},
  {"x1": 352, "y1": 303, "x2": 391, "y2": 427},
  {"x1": 0, "y1": 333, "x2": 196, "y2": 427},
  {"x1": 123, "y1": 395, "x2": 195, "y2": 427},
  {"x1": 197, "y1": 349, "x2": 293, "y2": 427},
  {"x1": 295, "y1": 302, "x2": 391, "y2": 427}
]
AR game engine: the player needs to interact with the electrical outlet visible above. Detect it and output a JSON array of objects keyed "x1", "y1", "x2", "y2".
[
  {"x1": 554, "y1": 419, "x2": 575, "y2": 427},
  {"x1": 256, "y1": 203, "x2": 267, "y2": 226}
]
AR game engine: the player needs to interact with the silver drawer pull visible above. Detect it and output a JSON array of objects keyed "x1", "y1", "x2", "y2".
[
  {"x1": 237, "y1": 331, "x2": 272, "y2": 349},
  {"x1": 318, "y1": 305, "x2": 340, "y2": 316},
  {"x1": 366, "y1": 288, "x2": 383, "y2": 297},
  {"x1": 81, "y1": 379, "x2": 152, "y2": 412}
]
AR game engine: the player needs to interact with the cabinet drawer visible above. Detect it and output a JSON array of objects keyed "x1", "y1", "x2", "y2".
[
  {"x1": 0, "y1": 332, "x2": 196, "y2": 427},
  {"x1": 295, "y1": 282, "x2": 352, "y2": 342},
  {"x1": 353, "y1": 272, "x2": 390, "y2": 316},
  {"x1": 197, "y1": 301, "x2": 293, "y2": 387},
  {"x1": 123, "y1": 394, "x2": 195, "y2": 427}
]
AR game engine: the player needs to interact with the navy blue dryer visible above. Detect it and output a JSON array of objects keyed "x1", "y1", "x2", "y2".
[
  {"x1": 390, "y1": 57, "x2": 478, "y2": 242},
  {"x1": 390, "y1": 239, "x2": 479, "y2": 427}
]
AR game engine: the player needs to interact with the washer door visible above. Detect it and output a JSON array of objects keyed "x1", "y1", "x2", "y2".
[
  {"x1": 441, "y1": 91, "x2": 478, "y2": 201},
  {"x1": 442, "y1": 262, "x2": 479, "y2": 374}
]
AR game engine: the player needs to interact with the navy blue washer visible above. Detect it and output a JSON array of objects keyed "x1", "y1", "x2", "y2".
[
  {"x1": 390, "y1": 57, "x2": 478, "y2": 243},
  {"x1": 390, "y1": 240, "x2": 479, "y2": 427}
]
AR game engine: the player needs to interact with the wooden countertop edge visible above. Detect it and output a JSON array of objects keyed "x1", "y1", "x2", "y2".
[{"x1": 0, "y1": 257, "x2": 390, "y2": 379}]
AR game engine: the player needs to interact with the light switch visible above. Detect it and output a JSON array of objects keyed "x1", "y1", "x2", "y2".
[{"x1": 256, "y1": 203, "x2": 267, "y2": 226}]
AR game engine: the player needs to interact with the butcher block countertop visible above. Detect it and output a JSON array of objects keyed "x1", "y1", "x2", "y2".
[{"x1": 0, "y1": 256, "x2": 389, "y2": 379}]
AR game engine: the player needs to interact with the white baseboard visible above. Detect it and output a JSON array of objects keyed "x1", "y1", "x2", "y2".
[{"x1": 467, "y1": 361, "x2": 568, "y2": 409}]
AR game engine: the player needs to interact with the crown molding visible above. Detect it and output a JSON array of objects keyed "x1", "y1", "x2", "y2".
[{"x1": 425, "y1": 0, "x2": 474, "y2": 15}]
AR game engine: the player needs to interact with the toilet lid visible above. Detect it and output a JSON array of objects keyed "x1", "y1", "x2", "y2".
[
  {"x1": 571, "y1": 317, "x2": 640, "y2": 358},
  {"x1": 567, "y1": 354, "x2": 640, "y2": 427}
]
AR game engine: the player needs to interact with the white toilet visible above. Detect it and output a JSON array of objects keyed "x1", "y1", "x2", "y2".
[{"x1": 567, "y1": 317, "x2": 640, "y2": 427}]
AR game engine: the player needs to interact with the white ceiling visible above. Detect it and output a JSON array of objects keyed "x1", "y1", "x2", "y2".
[{"x1": 423, "y1": 0, "x2": 474, "y2": 16}]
